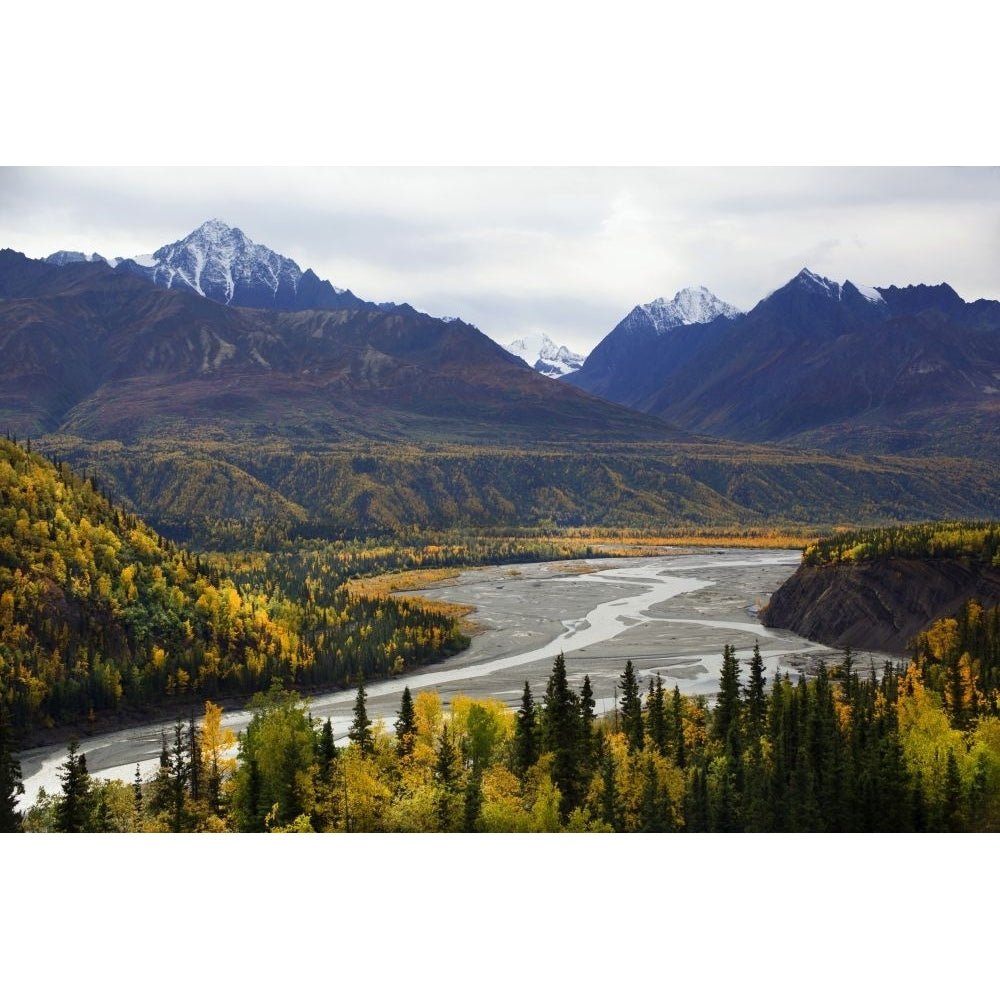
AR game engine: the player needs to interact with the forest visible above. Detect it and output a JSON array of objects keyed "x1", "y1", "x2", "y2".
[
  {"x1": 9, "y1": 593, "x2": 1000, "y2": 832},
  {"x1": 5, "y1": 434, "x2": 1000, "y2": 833}
]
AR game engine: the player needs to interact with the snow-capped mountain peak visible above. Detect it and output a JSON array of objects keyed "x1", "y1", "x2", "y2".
[
  {"x1": 638, "y1": 286, "x2": 743, "y2": 332},
  {"x1": 502, "y1": 332, "x2": 586, "y2": 378},
  {"x1": 136, "y1": 219, "x2": 304, "y2": 305},
  {"x1": 771, "y1": 269, "x2": 887, "y2": 309}
]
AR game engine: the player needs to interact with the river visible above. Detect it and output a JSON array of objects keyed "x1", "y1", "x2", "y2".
[{"x1": 16, "y1": 548, "x2": 883, "y2": 808}]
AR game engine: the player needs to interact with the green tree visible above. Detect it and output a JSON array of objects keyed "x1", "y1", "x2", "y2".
[
  {"x1": 745, "y1": 641, "x2": 766, "y2": 739},
  {"x1": 713, "y1": 644, "x2": 741, "y2": 744},
  {"x1": 619, "y1": 660, "x2": 644, "y2": 752},
  {"x1": 513, "y1": 680, "x2": 539, "y2": 779},
  {"x1": 55, "y1": 740, "x2": 92, "y2": 833},
  {"x1": 0, "y1": 705, "x2": 24, "y2": 832},
  {"x1": 395, "y1": 686, "x2": 416, "y2": 758},
  {"x1": 348, "y1": 672, "x2": 374, "y2": 757},
  {"x1": 230, "y1": 685, "x2": 318, "y2": 832},
  {"x1": 542, "y1": 653, "x2": 582, "y2": 816},
  {"x1": 646, "y1": 674, "x2": 667, "y2": 754},
  {"x1": 671, "y1": 685, "x2": 687, "y2": 768}
]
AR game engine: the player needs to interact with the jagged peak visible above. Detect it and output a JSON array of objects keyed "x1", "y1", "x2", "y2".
[{"x1": 637, "y1": 286, "x2": 742, "y2": 331}]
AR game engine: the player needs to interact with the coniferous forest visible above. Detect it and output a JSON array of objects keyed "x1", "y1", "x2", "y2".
[
  {"x1": 12, "y1": 598, "x2": 1000, "y2": 832},
  {"x1": 5, "y1": 435, "x2": 1000, "y2": 832}
]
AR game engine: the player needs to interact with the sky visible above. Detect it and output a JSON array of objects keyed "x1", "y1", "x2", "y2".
[
  {"x1": 3, "y1": 166, "x2": 999, "y2": 354},
  {"x1": 4, "y1": 4, "x2": 997, "y2": 980}
]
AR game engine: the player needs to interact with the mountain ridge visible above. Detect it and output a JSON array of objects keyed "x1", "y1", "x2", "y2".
[{"x1": 565, "y1": 269, "x2": 1000, "y2": 458}]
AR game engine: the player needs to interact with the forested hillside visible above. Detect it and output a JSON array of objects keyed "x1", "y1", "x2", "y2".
[
  {"x1": 0, "y1": 438, "x2": 468, "y2": 736},
  {"x1": 17, "y1": 607, "x2": 1000, "y2": 832},
  {"x1": 763, "y1": 521, "x2": 1000, "y2": 653}
]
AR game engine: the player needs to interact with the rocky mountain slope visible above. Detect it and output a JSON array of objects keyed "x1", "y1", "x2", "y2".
[
  {"x1": 565, "y1": 269, "x2": 1000, "y2": 459},
  {"x1": 762, "y1": 524, "x2": 1000, "y2": 654},
  {"x1": 48, "y1": 219, "x2": 376, "y2": 312},
  {"x1": 502, "y1": 332, "x2": 585, "y2": 377}
]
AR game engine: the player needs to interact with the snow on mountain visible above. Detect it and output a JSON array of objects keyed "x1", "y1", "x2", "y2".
[
  {"x1": 639, "y1": 286, "x2": 744, "y2": 332},
  {"x1": 769, "y1": 268, "x2": 887, "y2": 308},
  {"x1": 46, "y1": 220, "x2": 376, "y2": 313},
  {"x1": 45, "y1": 250, "x2": 122, "y2": 267},
  {"x1": 129, "y1": 219, "x2": 305, "y2": 306},
  {"x1": 502, "y1": 332, "x2": 586, "y2": 377}
]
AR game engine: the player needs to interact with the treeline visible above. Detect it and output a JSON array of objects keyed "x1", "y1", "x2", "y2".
[
  {"x1": 16, "y1": 595, "x2": 1000, "y2": 832},
  {"x1": 0, "y1": 439, "x2": 467, "y2": 736},
  {"x1": 803, "y1": 520, "x2": 1000, "y2": 567}
]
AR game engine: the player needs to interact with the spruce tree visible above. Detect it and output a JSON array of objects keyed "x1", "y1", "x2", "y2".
[
  {"x1": 55, "y1": 740, "x2": 92, "y2": 833},
  {"x1": 578, "y1": 674, "x2": 597, "y2": 775},
  {"x1": 394, "y1": 686, "x2": 416, "y2": 758},
  {"x1": 513, "y1": 680, "x2": 539, "y2": 778},
  {"x1": 671, "y1": 685, "x2": 687, "y2": 768},
  {"x1": 619, "y1": 660, "x2": 644, "y2": 752},
  {"x1": 434, "y1": 723, "x2": 460, "y2": 830},
  {"x1": 0, "y1": 705, "x2": 24, "y2": 832},
  {"x1": 746, "y1": 641, "x2": 766, "y2": 740},
  {"x1": 133, "y1": 763, "x2": 144, "y2": 829},
  {"x1": 647, "y1": 674, "x2": 667, "y2": 754},
  {"x1": 598, "y1": 735, "x2": 621, "y2": 832},
  {"x1": 542, "y1": 653, "x2": 581, "y2": 816},
  {"x1": 318, "y1": 718, "x2": 337, "y2": 777},
  {"x1": 348, "y1": 672, "x2": 374, "y2": 757},
  {"x1": 713, "y1": 644, "x2": 741, "y2": 745}
]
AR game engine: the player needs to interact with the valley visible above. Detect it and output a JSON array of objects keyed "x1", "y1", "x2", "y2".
[{"x1": 3, "y1": 212, "x2": 1000, "y2": 834}]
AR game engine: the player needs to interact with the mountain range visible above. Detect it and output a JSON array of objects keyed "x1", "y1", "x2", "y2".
[
  {"x1": 502, "y1": 333, "x2": 586, "y2": 377},
  {"x1": 48, "y1": 219, "x2": 377, "y2": 312},
  {"x1": 4, "y1": 221, "x2": 1000, "y2": 540},
  {"x1": 566, "y1": 269, "x2": 1000, "y2": 459}
]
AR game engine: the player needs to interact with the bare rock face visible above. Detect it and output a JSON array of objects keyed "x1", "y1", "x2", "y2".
[{"x1": 761, "y1": 557, "x2": 1000, "y2": 655}]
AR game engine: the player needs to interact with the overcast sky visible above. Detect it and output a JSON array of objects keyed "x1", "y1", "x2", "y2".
[
  {"x1": 2, "y1": 166, "x2": 997, "y2": 353},
  {"x1": 4, "y1": 8, "x2": 997, "y2": 354}
]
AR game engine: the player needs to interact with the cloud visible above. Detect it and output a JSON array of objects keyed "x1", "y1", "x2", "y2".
[{"x1": 2, "y1": 166, "x2": 998, "y2": 354}]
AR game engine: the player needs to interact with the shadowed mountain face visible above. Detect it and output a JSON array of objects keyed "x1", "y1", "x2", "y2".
[
  {"x1": 0, "y1": 249, "x2": 678, "y2": 445},
  {"x1": 565, "y1": 269, "x2": 1000, "y2": 459},
  {"x1": 4, "y1": 249, "x2": 1000, "y2": 541}
]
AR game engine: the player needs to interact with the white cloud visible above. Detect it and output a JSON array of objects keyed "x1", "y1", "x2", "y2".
[{"x1": 2, "y1": 166, "x2": 998, "y2": 354}]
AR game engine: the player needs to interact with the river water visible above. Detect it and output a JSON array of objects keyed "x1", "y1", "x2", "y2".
[{"x1": 16, "y1": 548, "x2": 881, "y2": 808}]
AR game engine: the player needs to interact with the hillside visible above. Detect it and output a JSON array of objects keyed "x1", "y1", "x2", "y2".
[
  {"x1": 0, "y1": 439, "x2": 467, "y2": 735},
  {"x1": 762, "y1": 522, "x2": 1000, "y2": 653},
  {"x1": 565, "y1": 270, "x2": 1000, "y2": 460},
  {"x1": 5, "y1": 249, "x2": 1000, "y2": 542},
  {"x1": 0, "y1": 250, "x2": 673, "y2": 446}
]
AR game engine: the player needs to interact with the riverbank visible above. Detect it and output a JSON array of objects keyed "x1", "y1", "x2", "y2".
[{"x1": 17, "y1": 549, "x2": 892, "y2": 809}]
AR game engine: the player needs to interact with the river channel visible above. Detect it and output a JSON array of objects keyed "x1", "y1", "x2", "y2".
[{"x1": 17, "y1": 548, "x2": 887, "y2": 807}]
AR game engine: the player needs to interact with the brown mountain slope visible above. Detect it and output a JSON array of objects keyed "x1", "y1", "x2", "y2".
[{"x1": 762, "y1": 557, "x2": 1000, "y2": 655}]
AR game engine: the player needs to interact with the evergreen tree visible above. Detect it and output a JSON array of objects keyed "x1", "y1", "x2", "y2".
[
  {"x1": 133, "y1": 763, "x2": 144, "y2": 829},
  {"x1": 318, "y1": 718, "x2": 337, "y2": 778},
  {"x1": 671, "y1": 685, "x2": 687, "y2": 768},
  {"x1": 639, "y1": 755, "x2": 674, "y2": 832},
  {"x1": 187, "y1": 711, "x2": 202, "y2": 802},
  {"x1": 0, "y1": 705, "x2": 24, "y2": 833},
  {"x1": 394, "y1": 686, "x2": 416, "y2": 758},
  {"x1": 167, "y1": 720, "x2": 191, "y2": 833},
  {"x1": 713, "y1": 644, "x2": 741, "y2": 744},
  {"x1": 647, "y1": 675, "x2": 667, "y2": 754},
  {"x1": 348, "y1": 672, "x2": 374, "y2": 757},
  {"x1": 462, "y1": 764, "x2": 483, "y2": 833},
  {"x1": 579, "y1": 673, "x2": 597, "y2": 770},
  {"x1": 619, "y1": 660, "x2": 644, "y2": 752},
  {"x1": 598, "y1": 735, "x2": 621, "y2": 832},
  {"x1": 434, "y1": 723, "x2": 460, "y2": 831},
  {"x1": 943, "y1": 747, "x2": 964, "y2": 832},
  {"x1": 55, "y1": 740, "x2": 92, "y2": 832},
  {"x1": 745, "y1": 641, "x2": 766, "y2": 740},
  {"x1": 542, "y1": 653, "x2": 582, "y2": 816},
  {"x1": 513, "y1": 680, "x2": 539, "y2": 778}
]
